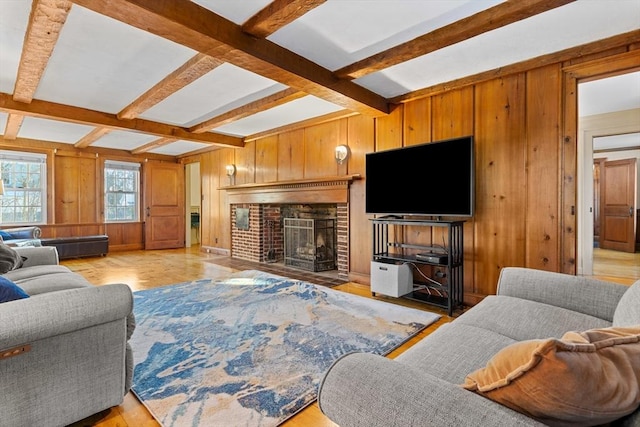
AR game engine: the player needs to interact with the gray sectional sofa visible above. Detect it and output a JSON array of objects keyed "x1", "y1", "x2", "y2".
[
  {"x1": 0, "y1": 246, "x2": 135, "y2": 427},
  {"x1": 318, "y1": 267, "x2": 640, "y2": 427}
]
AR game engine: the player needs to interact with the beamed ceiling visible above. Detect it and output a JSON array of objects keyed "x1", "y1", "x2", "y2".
[{"x1": 0, "y1": 0, "x2": 639, "y2": 157}]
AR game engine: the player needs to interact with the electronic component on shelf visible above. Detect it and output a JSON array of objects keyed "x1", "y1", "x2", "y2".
[{"x1": 415, "y1": 252, "x2": 448, "y2": 264}]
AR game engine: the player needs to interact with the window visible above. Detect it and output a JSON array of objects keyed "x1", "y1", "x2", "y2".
[
  {"x1": 0, "y1": 150, "x2": 47, "y2": 224},
  {"x1": 105, "y1": 161, "x2": 140, "y2": 222}
]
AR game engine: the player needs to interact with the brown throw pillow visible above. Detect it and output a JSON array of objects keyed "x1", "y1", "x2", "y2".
[
  {"x1": 462, "y1": 326, "x2": 640, "y2": 427},
  {"x1": 0, "y1": 243, "x2": 24, "y2": 274}
]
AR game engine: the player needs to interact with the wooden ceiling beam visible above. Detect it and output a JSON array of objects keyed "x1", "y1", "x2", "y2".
[
  {"x1": 70, "y1": 0, "x2": 389, "y2": 116},
  {"x1": 13, "y1": 0, "x2": 72, "y2": 103},
  {"x1": 189, "y1": 88, "x2": 307, "y2": 133},
  {"x1": 0, "y1": 92, "x2": 244, "y2": 148},
  {"x1": 242, "y1": 0, "x2": 326, "y2": 38},
  {"x1": 335, "y1": 0, "x2": 576, "y2": 80},
  {"x1": 74, "y1": 127, "x2": 111, "y2": 148},
  {"x1": 3, "y1": 114, "x2": 25, "y2": 140},
  {"x1": 118, "y1": 53, "x2": 224, "y2": 120},
  {"x1": 131, "y1": 137, "x2": 177, "y2": 154}
]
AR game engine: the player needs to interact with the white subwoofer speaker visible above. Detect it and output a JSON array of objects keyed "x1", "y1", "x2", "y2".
[{"x1": 370, "y1": 261, "x2": 413, "y2": 297}]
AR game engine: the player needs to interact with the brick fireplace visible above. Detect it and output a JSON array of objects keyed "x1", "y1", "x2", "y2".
[{"x1": 224, "y1": 176, "x2": 358, "y2": 281}]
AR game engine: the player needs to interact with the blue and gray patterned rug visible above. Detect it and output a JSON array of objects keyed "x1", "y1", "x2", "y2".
[{"x1": 130, "y1": 270, "x2": 440, "y2": 427}]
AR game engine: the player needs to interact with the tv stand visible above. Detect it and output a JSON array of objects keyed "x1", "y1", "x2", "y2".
[{"x1": 370, "y1": 218, "x2": 464, "y2": 316}]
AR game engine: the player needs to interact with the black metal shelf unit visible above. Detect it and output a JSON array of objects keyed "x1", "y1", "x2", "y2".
[{"x1": 371, "y1": 218, "x2": 464, "y2": 316}]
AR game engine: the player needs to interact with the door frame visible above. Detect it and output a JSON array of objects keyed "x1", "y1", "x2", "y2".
[
  {"x1": 577, "y1": 118, "x2": 640, "y2": 275},
  {"x1": 563, "y1": 50, "x2": 640, "y2": 275}
]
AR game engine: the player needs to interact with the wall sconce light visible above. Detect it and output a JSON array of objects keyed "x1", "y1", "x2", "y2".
[
  {"x1": 0, "y1": 179, "x2": 4, "y2": 196},
  {"x1": 335, "y1": 145, "x2": 349, "y2": 164},
  {"x1": 225, "y1": 164, "x2": 236, "y2": 177}
]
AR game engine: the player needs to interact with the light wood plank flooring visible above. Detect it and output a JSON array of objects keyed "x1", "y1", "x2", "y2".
[
  {"x1": 592, "y1": 247, "x2": 640, "y2": 285},
  {"x1": 64, "y1": 246, "x2": 637, "y2": 426},
  {"x1": 64, "y1": 247, "x2": 452, "y2": 427}
]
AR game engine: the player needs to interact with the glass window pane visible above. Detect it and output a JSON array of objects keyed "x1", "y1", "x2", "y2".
[
  {"x1": 104, "y1": 163, "x2": 139, "y2": 222},
  {"x1": 0, "y1": 153, "x2": 46, "y2": 225}
]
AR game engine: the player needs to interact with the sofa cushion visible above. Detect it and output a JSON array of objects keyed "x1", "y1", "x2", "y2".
[
  {"x1": 0, "y1": 244, "x2": 24, "y2": 274},
  {"x1": 3, "y1": 265, "x2": 72, "y2": 282},
  {"x1": 613, "y1": 281, "x2": 640, "y2": 327},
  {"x1": 463, "y1": 326, "x2": 640, "y2": 426},
  {"x1": 454, "y1": 295, "x2": 612, "y2": 341},
  {"x1": 397, "y1": 322, "x2": 518, "y2": 384},
  {"x1": 0, "y1": 276, "x2": 29, "y2": 303},
  {"x1": 15, "y1": 272, "x2": 92, "y2": 296}
]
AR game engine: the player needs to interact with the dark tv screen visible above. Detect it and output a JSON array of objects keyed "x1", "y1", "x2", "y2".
[{"x1": 365, "y1": 136, "x2": 474, "y2": 217}]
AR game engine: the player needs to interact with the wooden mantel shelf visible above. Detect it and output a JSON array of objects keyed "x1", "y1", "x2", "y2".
[{"x1": 221, "y1": 174, "x2": 361, "y2": 205}]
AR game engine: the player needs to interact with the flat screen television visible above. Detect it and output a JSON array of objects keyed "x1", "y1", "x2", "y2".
[{"x1": 365, "y1": 136, "x2": 474, "y2": 217}]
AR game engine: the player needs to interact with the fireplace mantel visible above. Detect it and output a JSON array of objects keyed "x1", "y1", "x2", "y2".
[{"x1": 221, "y1": 174, "x2": 361, "y2": 205}]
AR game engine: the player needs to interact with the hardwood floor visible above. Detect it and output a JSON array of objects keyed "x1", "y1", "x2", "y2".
[
  {"x1": 592, "y1": 247, "x2": 640, "y2": 285},
  {"x1": 64, "y1": 246, "x2": 638, "y2": 426},
  {"x1": 64, "y1": 247, "x2": 453, "y2": 427}
]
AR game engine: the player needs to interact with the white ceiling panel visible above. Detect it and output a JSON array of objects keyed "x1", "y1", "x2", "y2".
[
  {"x1": 0, "y1": 112, "x2": 7, "y2": 133},
  {"x1": 355, "y1": 0, "x2": 640, "y2": 98},
  {"x1": 214, "y1": 96, "x2": 344, "y2": 137},
  {"x1": 270, "y1": 0, "x2": 504, "y2": 71},
  {"x1": 34, "y1": 5, "x2": 196, "y2": 113},
  {"x1": 18, "y1": 117, "x2": 94, "y2": 144},
  {"x1": 191, "y1": 0, "x2": 271, "y2": 25},
  {"x1": 148, "y1": 140, "x2": 211, "y2": 156},
  {"x1": 0, "y1": 1, "x2": 31, "y2": 94},
  {"x1": 90, "y1": 130, "x2": 159, "y2": 151},
  {"x1": 140, "y1": 63, "x2": 288, "y2": 127}
]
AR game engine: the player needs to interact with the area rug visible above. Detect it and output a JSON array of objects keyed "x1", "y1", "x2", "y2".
[{"x1": 130, "y1": 270, "x2": 440, "y2": 427}]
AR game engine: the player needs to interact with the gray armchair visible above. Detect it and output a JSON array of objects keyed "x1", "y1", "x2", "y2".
[{"x1": 0, "y1": 246, "x2": 135, "y2": 427}]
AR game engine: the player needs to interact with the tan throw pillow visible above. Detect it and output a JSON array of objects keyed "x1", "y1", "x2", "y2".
[{"x1": 462, "y1": 326, "x2": 640, "y2": 427}]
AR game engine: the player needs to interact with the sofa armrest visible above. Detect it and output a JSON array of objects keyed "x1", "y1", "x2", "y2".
[
  {"x1": 0, "y1": 226, "x2": 42, "y2": 240},
  {"x1": 318, "y1": 353, "x2": 544, "y2": 427},
  {"x1": 0, "y1": 284, "x2": 133, "y2": 350},
  {"x1": 496, "y1": 267, "x2": 628, "y2": 322},
  {"x1": 13, "y1": 246, "x2": 59, "y2": 267}
]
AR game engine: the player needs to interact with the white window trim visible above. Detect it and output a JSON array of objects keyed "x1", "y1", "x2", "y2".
[
  {"x1": 0, "y1": 150, "x2": 47, "y2": 225},
  {"x1": 104, "y1": 160, "x2": 141, "y2": 223}
]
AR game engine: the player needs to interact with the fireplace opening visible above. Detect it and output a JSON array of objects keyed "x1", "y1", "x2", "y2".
[{"x1": 284, "y1": 217, "x2": 336, "y2": 272}]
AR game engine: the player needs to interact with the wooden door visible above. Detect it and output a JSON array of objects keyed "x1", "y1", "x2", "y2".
[
  {"x1": 601, "y1": 158, "x2": 636, "y2": 253},
  {"x1": 143, "y1": 161, "x2": 185, "y2": 250}
]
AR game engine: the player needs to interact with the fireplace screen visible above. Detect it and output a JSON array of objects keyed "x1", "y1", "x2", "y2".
[{"x1": 284, "y1": 217, "x2": 336, "y2": 272}]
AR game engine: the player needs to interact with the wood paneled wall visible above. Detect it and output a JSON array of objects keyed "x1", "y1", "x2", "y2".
[
  {"x1": 0, "y1": 140, "x2": 174, "y2": 251},
  {"x1": 195, "y1": 46, "x2": 639, "y2": 302}
]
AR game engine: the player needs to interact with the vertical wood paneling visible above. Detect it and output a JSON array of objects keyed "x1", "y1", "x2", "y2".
[
  {"x1": 199, "y1": 150, "x2": 217, "y2": 248},
  {"x1": 474, "y1": 74, "x2": 527, "y2": 294},
  {"x1": 431, "y1": 86, "x2": 476, "y2": 299},
  {"x1": 54, "y1": 154, "x2": 98, "y2": 224},
  {"x1": 526, "y1": 64, "x2": 561, "y2": 272},
  {"x1": 562, "y1": 70, "x2": 579, "y2": 274},
  {"x1": 277, "y1": 129, "x2": 305, "y2": 181},
  {"x1": 55, "y1": 156, "x2": 77, "y2": 223},
  {"x1": 375, "y1": 104, "x2": 403, "y2": 152},
  {"x1": 432, "y1": 87, "x2": 474, "y2": 141},
  {"x1": 304, "y1": 121, "x2": 344, "y2": 179},
  {"x1": 235, "y1": 141, "x2": 255, "y2": 185},
  {"x1": 219, "y1": 149, "x2": 234, "y2": 249},
  {"x1": 347, "y1": 115, "x2": 375, "y2": 276},
  {"x1": 255, "y1": 135, "x2": 278, "y2": 183},
  {"x1": 404, "y1": 98, "x2": 431, "y2": 146}
]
